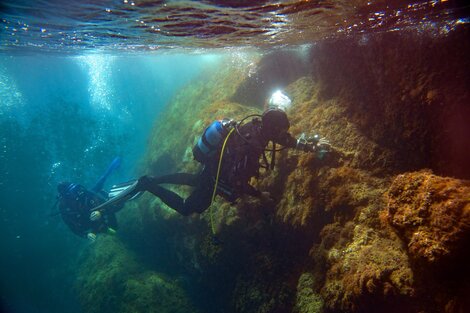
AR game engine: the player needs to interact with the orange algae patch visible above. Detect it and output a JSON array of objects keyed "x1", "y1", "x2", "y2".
[
  {"x1": 387, "y1": 170, "x2": 470, "y2": 264},
  {"x1": 316, "y1": 205, "x2": 415, "y2": 312}
]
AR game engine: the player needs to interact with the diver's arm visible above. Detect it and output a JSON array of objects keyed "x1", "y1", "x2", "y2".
[
  {"x1": 278, "y1": 131, "x2": 331, "y2": 159},
  {"x1": 276, "y1": 132, "x2": 297, "y2": 148}
]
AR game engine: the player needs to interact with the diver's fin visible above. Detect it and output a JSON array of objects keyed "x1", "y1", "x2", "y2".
[
  {"x1": 91, "y1": 180, "x2": 141, "y2": 212},
  {"x1": 108, "y1": 180, "x2": 138, "y2": 199}
]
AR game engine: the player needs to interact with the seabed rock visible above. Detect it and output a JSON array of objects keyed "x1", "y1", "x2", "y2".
[
  {"x1": 77, "y1": 28, "x2": 470, "y2": 313},
  {"x1": 387, "y1": 170, "x2": 470, "y2": 266},
  {"x1": 76, "y1": 236, "x2": 198, "y2": 313}
]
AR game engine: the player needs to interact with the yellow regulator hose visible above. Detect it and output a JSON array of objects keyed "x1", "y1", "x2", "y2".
[{"x1": 209, "y1": 127, "x2": 235, "y2": 235}]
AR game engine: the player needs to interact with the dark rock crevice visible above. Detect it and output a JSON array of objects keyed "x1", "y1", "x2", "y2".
[{"x1": 309, "y1": 29, "x2": 470, "y2": 179}]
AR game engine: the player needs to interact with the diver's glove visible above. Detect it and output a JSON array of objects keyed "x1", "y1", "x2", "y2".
[
  {"x1": 296, "y1": 133, "x2": 331, "y2": 159},
  {"x1": 90, "y1": 210, "x2": 102, "y2": 221},
  {"x1": 87, "y1": 232, "x2": 97, "y2": 242}
]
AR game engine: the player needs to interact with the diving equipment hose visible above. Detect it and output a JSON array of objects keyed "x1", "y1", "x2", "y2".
[{"x1": 209, "y1": 127, "x2": 235, "y2": 235}]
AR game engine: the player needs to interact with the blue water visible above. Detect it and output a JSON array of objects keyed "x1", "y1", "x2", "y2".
[{"x1": 0, "y1": 53, "x2": 220, "y2": 313}]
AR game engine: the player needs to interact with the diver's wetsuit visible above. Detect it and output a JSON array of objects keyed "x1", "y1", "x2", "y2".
[
  {"x1": 59, "y1": 184, "x2": 120, "y2": 237},
  {"x1": 137, "y1": 117, "x2": 297, "y2": 216},
  {"x1": 138, "y1": 171, "x2": 213, "y2": 216}
]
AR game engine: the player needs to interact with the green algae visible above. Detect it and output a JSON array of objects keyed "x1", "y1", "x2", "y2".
[
  {"x1": 77, "y1": 236, "x2": 198, "y2": 313},
  {"x1": 294, "y1": 273, "x2": 324, "y2": 313},
  {"x1": 121, "y1": 272, "x2": 196, "y2": 313}
]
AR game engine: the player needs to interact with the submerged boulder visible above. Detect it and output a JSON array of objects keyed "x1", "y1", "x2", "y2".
[
  {"x1": 76, "y1": 236, "x2": 197, "y2": 313},
  {"x1": 387, "y1": 170, "x2": 470, "y2": 266}
]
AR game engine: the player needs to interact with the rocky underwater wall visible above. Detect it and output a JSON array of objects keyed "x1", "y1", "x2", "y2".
[{"x1": 77, "y1": 28, "x2": 469, "y2": 313}]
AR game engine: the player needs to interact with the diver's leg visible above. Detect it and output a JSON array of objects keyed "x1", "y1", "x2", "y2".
[
  {"x1": 148, "y1": 186, "x2": 212, "y2": 216},
  {"x1": 177, "y1": 169, "x2": 214, "y2": 215},
  {"x1": 182, "y1": 186, "x2": 213, "y2": 214},
  {"x1": 149, "y1": 173, "x2": 198, "y2": 186},
  {"x1": 91, "y1": 173, "x2": 199, "y2": 214},
  {"x1": 182, "y1": 168, "x2": 214, "y2": 214},
  {"x1": 136, "y1": 174, "x2": 196, "y2": 215},
  {"x1": 144, "y1": 174, "x2": 213, "y2": 216},
  {"x1": 144, "y1": 185, "x2": 188, "y2": 215}
]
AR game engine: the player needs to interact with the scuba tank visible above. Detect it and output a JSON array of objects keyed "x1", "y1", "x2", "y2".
[{"x1": 193, "y1": 119, "x2": 234, "y2": 163}]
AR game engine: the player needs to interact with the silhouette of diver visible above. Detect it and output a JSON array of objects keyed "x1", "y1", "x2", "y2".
[{"x1": 55, "y1": 157, "x2": 137, "y2": 241}]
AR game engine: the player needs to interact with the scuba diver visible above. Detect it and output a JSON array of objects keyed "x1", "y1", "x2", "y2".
[
  {"x1": 54, "y1": 157, "x2": 138, "y2": 241},
  {"x1": 91, "y1": 91, "x2": 330, "y2": 220}
]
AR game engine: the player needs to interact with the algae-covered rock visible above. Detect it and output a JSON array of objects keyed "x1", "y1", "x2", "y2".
[
  {"x1": 387, "y1": 170, "x2": 470, "y2": 265},
  {"x1": 294, "y1": 272, "x2": 324, "y2": 313},
  {"x1": 76, "y1": 236, "x2": 197, "y2": 313},
  {"x1": 232, "y1": 272, "x2": 293, "y2": 313},
  {"x1": 318, "y1": 207, "x2": 414, "y2": 312},
  {"x1": 77, "y1": 236, "x2": 138, "y2": 313},
  {"x1": 121, "y1": 272, "x2": 196, "y2": 313},
  {"x1": 310, "y1": 30, "x2": 470, "y2": 179},
  {"x1": 271, "y1": 76, "x2": 390, "y2": 230}
]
